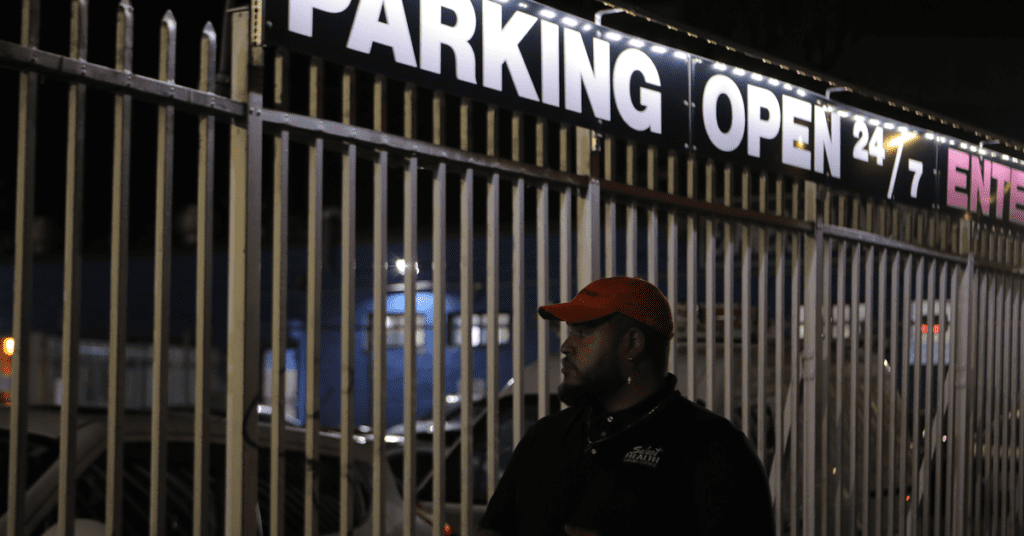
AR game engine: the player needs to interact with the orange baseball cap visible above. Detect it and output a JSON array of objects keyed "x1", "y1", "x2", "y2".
[{"x1": 538, "y1": 277, "x2": 674, "y2": 339}]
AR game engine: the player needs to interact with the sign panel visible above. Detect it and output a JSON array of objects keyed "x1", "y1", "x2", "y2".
[
  {"x1": 264, "y1": 0, "x2": 1024, "y2": 228},
  {"x1": 691, "y1": 60, "x2": 939, "y2": 208},
  {"x1": 265, "y1": 0, "x2": 690, "y2": 149},
  {"x1": 938, "y1": 139, "x2": 1024, "y2": 227}
]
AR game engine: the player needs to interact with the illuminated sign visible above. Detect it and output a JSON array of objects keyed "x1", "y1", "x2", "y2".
[
  {"x1": 266, "y1": 0, "x2": 690, "y2": 148},
  {"x1": 264, "y1": 0, "x2": 1024, "y2": 228}
]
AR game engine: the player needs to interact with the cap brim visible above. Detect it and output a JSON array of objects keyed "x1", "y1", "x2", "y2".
[{"x1": 537, "y1": 302, "x2": 614, "y2": 323}]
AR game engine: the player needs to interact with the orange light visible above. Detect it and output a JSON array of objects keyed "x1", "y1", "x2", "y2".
[
  {"x1": 906, "y1": 495, "x2": 911, "y2": 502},
  {"x1": 1, "y1": 391, "x2": 10, "y2": 407},
  {"x1": 921, "y1": 324, "x2": 928, "y2": 333},
  {"x1": 2, "y1": 337, "x2": 13, "y2": 356},
  {"x1": 444, "y1": 524, "x2": 453, "y2": 536},
  {"x1": 933, "y1": 324, "x2": 940, "y2": 334}
]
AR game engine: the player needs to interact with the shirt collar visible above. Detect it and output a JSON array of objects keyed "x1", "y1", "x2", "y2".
[{"x1": 589, "y1": 373, "x2": 678, "y2": 432}]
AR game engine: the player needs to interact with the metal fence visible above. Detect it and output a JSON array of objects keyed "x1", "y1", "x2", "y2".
[{"x1": 2, "y1": 1, "x2": 1022, "y2": 535}]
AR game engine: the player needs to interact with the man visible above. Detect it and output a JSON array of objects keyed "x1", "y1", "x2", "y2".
[{"x1": 477, "y1": 276, "x2": 774, "y2": 536}]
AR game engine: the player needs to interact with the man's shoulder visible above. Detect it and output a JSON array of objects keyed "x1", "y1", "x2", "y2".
[{"x1": 657, "y1": 393, "x2": 753, "y2": 449}]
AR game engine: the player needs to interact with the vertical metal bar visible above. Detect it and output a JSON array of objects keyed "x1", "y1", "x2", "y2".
[
  {"x1": 723, "y1": 165, "x2": 734, "y2": 425},
  {"x1": 559, "y1": 187, "x2": 571, "y2": 410},
  {"x1": 666, "y1": 151, "x2": 679, "y2": 381},
  {"x1": 431, "y1": 161, "x2": 448, "y2": 534},
  {"x1": 306, "y1": 56, "x2": 326, "y2": 536},
  {"x1": 834, "y1": 239, "x2": 847, "y2": 536},
  {"x1": 306, "y1": 136, "x2": 324, "y2": 536},
  {"x1": 486, "y1": 172, "x2": 499, "y2": 498},
  {"x1": 193, "y1": 20, "x2": 216, "y2": 536},
  {"x1": 537, "y1": 182, "x2": 550, "y2": 419},
  {"x1": 371, "y1": 149, "x2": 388, "y2": 536},
  {"x1": 106, "y1": 3, "x2": 132, "y2": 535},
  {"x1": 7, "y1": 2, "x2": 39, "y2": 535},
  {"x1": 58, "y1": 2, "x2": 87, "y2": 534},
  {"x1": 907, "y1": 257, "x2": 924, "y2": 535},
  {"x1": 625, "y1": 141, "x2": 637, "y2": 277},
  {"x1": 460, "y1": 97, "x2": 472, "y2": 152},
  {"x1": 512, "y1": 177, "x2": 525, "y2": 444},
  {"x1": 225, "y1": 8, "x2": 262, "y2": 534},
  {"x1": 849, "y1": 243, "x2": 862, "y2": 533},
  {"x1": 740, "y1": 168, "x2": 751, "y2": 442},
  {"x1": 1010, "y1": 280, "x2": 1022, "y2": 536},
  {"x1": 922, "y1": 259, "x2": 937, "y2": 536},
  {"x1": 1014, "y1": 281, "x2": 1023, "y2": 536},
  {"x1": 774, "y1": 179, "x2": 784, "y2": 536},
  {"x1": 647, "y1": 147, "x2": 659, "y2": 284},
  {"x1": 942, "y1": 265, "x2": 955, "y2": 536},
  {"x1": 888, "y1": 251, "x2": 900, "y2": 536},
  {"x1": 820, "y1": 234, "x2": 831, "y2": 536},
  {"x1": 704, "y1": 161, "x2": 716, "y2": 415},
  {"x1": 803, "y1": 183, "x2": 822, "y2": 536},
  {"x1": 401, "y1": 154, "x2": 416, "y2": 536},
  {"x1": 578, "y1": 180, "x2": 599, "y2": 290},
  {"x1": 604, "y1": 136, "x2": 616, "y2": 278},
  {"x1": 875, "y1": 248, "x2": 888, "y2": 536},
  {"x1": 971, "y1": 272, "x2": 985, "y2": 536},
  {"x1": 862, "y1": 246, "x2": 875, "y2": 535},
  {"x1": 151, "y1": 14, "x2": 177, "y2": 535},
  {"x1": 685, "y1": 155, "x2": 696, "y2": 402},
  {"x1": 338, "y1": 70, "x2": 357, "y2": 535},
  {"x1": 952, "y1": 257, "x2": 972, "y2": 536},
  {"x1": 269, "y1": 47, "x2": 289, "y2": 536},
  {"x1": 459, "y1": 168, "x2": 474, "y2": 536},
  {"x1": 756, "y1": 172, "x2": 767, "y2": 468},
  {"x1": 790, "y1": 219, "x2": 802, "y2": 536},
  {"x1": 983, "y1": 276, "x2": 996, "y2": 534},
  {"x1": 898, "y1": 254, "x2": 911, "y2": 534},
  {"x1": 931, "y1": 262, "x2": 947, "y2": 536},
  {"x1": 996, "y1": 277, "x2": 1008, "y2": 536}
]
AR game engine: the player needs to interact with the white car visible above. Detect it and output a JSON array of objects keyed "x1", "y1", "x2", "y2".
[{"x1": 0, "y1": 406, "x2": 437, "y2": 536}]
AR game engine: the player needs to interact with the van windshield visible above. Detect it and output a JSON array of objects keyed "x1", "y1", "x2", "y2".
[{"x1": 0, "y1": 433, "x2": 60, "y2": 516}]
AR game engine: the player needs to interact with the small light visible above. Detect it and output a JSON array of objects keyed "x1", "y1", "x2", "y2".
[
  {"x1": 518, "y1": 2, "x2": 527, "y2": 7},
  {"x1": 605, "y1": 31, "x2": 622, "y2": 42},
  {"x1": 650, "y1": 45, "x2": 667, "y2": 54},
  {"x1": 897, "y1": 125, "x2": 908, "y2": 132},
  {"x1": 969, "y1": 145, "x2": 977, "y2": 153},
  {"x1": 959, "y1": 142, "x2": 968, "y2": 149},
  {"x1": 884, "y1": 122, "x2": 895, "y2": 129},
  {"x1": 629, "y1": 38, "x2": 644, "y2": 47},
  {"x1": 832, "y1": 467, "x2": 836, "y2": 475},
  {"x1": 1002, "y1": 154, "x2": 1010, "y2": 161},
  {"x1": 768, "y1": 78, "x2": 780, "y2": 86},
  {"x1": 446, "y1": 394, "x2": 460, "y2": 404},
  {"x1": 751, "y1": 73, "x2": 763, "y2": 82},
  {"x1": 868, "y1": 118, "x2": 880, "y2": 126},
  {"x1": 838, "y1": 110, "x2": 851, "y2": 118},
  {"x1": 733, "y1": 67, "x2": 746, "y2": 76},
  {"x1": 796, "y1": 89, "x2": 806, "y2": 97},
  {"x1": 783, "y1": 83, "x2": 793, "y2": 90},
  {"x1": 2, "y1": 337, "x2": 13, "y2": 356},
  {"x1": 561, "y1": 16, "x2": 578, "y2": 27},
  {"x1": 714, "y1": 62, "x2": 727, "y2": 71},
  {"x1": 925, "y1": 132, "x2": 935, "y2": 140},
  {"x1": 942, "y1": 435, "x2": 947, "y2": 442},
  {"x1": 673, "y1": 51, "x2": 688, "y2": 60},
  {"x1": 906, "y1": 495, "x2": 911, "y2": 502},
  {"x1": 538, "y1": 8, "x2": 556, "y2": 19},
  {"x1": 853, "y1": 114, "x2": 865, "y2": 122},
  {"x1": 257, "y1": 404, "x2": 272, "y2": 415},
  {"x1": 581, "y1": 23, "x2": 592, "y2": 31}
]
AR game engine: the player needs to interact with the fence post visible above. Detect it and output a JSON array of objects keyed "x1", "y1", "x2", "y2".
[
  {"x1": 802, "y1": 181, "x2": 824, "y2": 536},
  {"x1": 952, "y1": 253, "x2": 973, "y2": 536},
  {"x1": 225, "y1": 6, "x2": 262, "y2": 535}
]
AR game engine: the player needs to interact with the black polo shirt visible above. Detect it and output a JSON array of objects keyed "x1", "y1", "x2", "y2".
[{"x1": 478, "y1": 374, "x2": 774, "y2": 536}]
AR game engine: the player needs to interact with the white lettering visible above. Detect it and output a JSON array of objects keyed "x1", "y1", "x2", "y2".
[
  {"x1": 702, "y1": 74, "x2": 744, "y2": 153},
  {"x1": 346, "y1": 0, "x2": 417, "y2": 67},
  {"x1": 782, "y1": 94, "x2": 811, "y2": 171},
  {"x1": 482, "y1": 1, "x2": 539, "y2": 101},
  {"x1": 420, "y1": 0, "x2": 477, "y2": 84},
  {"x1": 564, "y1": 29, "x2": 610, "y2": 121},
  {"x1": 746, "y1": 85, "x2": 779, "y2": 158},
  {"x1": 289, "y1": 0, "x2": 352, "y2": 37},
  {"x1": 540, "y1": 20, "x2": 560, "y2": 107},
  {"x1": 612, "y1": 48, "x2": 661, "y2": 134},
  {"x1": 814, "y1": 105, "x2": 841, "y2": 178}
]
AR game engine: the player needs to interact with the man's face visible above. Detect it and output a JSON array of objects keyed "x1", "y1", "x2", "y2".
[{"x1": 557, "y1": 316, "x2": 628, "y2": 407}]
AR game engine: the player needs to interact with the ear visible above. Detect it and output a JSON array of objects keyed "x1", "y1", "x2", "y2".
[{"x1": 624, "y1": 327, "x2": 644, "y2": 361}]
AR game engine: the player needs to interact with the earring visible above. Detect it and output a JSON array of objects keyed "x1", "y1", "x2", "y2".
[{"x1": 628, "y1": 376, "x2": 632, "y2": 385}]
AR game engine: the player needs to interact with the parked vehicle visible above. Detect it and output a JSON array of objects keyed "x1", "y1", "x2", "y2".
[{"x1": 0, "y1": 406, "x2": 436, "y2": 536}]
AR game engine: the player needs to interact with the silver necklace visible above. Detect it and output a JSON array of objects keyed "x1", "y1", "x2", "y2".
[{"x1": 583, "y1": 392, "x2": 677, "y2": 454}]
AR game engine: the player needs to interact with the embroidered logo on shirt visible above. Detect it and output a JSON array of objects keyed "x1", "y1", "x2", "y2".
[{"x1": 623, "y1": 445, "x2": 663, "y2": 468}]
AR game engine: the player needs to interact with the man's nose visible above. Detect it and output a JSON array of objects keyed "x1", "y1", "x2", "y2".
[{"x1": 559, "y1": 338, "x2": 572, "y2": 355}]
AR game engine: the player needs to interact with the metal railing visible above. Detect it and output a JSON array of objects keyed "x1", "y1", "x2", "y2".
[{"x1": 2, "y1": 2, "x2": 1022, "y2": 536}]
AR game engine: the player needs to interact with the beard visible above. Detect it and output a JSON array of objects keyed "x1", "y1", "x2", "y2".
[{"x1": 557, "y1": 362, "x2": 627, "y2": 407}]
